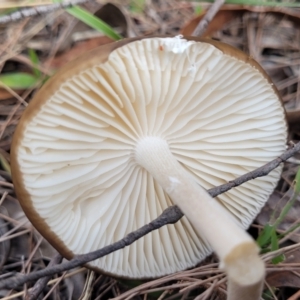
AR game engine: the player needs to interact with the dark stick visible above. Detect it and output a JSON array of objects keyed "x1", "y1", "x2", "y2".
[
  {"x1": 208, "y1": 141, "x2": 300, "y2": 197},
  {"x1": 25, "y1": 253, "x2": 63, "y2": 300},
  {"x1": 0, "y1": 206, "x2": 183, "y2": 290},
  {"x1": 0, "y1": 141, "x2": 299, "y2": 290}
]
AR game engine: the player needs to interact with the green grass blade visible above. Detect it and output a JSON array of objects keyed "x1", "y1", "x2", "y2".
[
  {"x1": 65, "y1": 6, "x2": 122, "y2": 40},
  {"x1": 294, "y1": 167, "x2": 300, "y2": 194},
  {"x1": 269, "y1": 169, "x2": 300, "y2": 229},
  {"x1": 257, "y1": 169, "x2": 300, "y2": 263},
  {"x1": 273, "y1": 195, "x2": 299, "y2": 229},
  {"x1": 0, "y1": 153, "x2": 11, "y2": 175},
  {"x1": 28, "y1": 48, "x2": 41, "y2": 78},
  {"x1": 278, "y1": 223, "x2": 300, "y2": 240},
  {"x1": 271, "y1": 230, "x2": 285, "y2": 264},
  {"x1": 0, "y1": 73, "x2": 39, "y2": 89}
]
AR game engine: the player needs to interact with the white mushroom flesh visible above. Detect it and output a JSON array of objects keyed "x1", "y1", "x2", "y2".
[{"x1": 16, "y1": 37, "x2": 287, "y2": 278}]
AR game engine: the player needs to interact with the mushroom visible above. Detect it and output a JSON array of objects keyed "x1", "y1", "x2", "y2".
[{"x1": 11, "y1": 36, "x2": 287, "y2": 300}]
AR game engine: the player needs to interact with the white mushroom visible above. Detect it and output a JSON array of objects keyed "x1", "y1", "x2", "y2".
[{"x1": 11, "y1": 36, "x2": 287, "y2": 299}]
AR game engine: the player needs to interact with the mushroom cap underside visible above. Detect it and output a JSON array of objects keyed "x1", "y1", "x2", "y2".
[{"x1": 11, "y1": 36, "x2": 287, "y2": 278}]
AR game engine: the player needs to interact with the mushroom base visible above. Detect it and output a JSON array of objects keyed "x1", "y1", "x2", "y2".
[{"x1": 225, "y1": 244, "x2": 265, "y2": 300}]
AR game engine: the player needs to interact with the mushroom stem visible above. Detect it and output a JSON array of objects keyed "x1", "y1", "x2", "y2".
[{"x1": 135, "y1": 136, "x2": 265, "y2": 300}]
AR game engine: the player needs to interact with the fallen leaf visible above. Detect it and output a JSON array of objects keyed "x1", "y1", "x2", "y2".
[
  {"x1": 266, "y1": 248, "x2": 300, "y2": 288},
  {"x1": 44, "y1": 36, "x2": 113, "y2": 70},
  {"x1": 267, "y1": 271, "x2": 300, "y2": 288},
  {"x1": 94, "y1": 3, "x2": 137, "y2": 38},
  {"x1": 180, "y1": 5, "x2": 300, "y2": 37},
  {"x1": 181, "y1": 9, "x2": 238, "y2": 37}
]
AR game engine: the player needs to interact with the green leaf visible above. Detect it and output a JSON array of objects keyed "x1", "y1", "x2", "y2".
[
  {"x1": 28, "y1": 48, "x2": 41, "y2": 78},
  {"x1": 0, "y1": 73, "x2": 39, "y2": 89},
  {"x1": 257, "y1": 224, "x2": 274, "y2": 247},
  {"x1": 65, "y1": 6, "x2": 122, "y2": 40},
  {"x1": 271, "y1": 253, "x2": 285, "y2": 264}
]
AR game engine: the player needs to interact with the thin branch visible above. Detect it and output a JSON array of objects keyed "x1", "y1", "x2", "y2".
[
  {"x1": 192, "y1": 0, "x2": 225, "y2": 36},
  {"x1": 25, "y1": 253, "x2": 63, "y2": 300},
  {"x1": 0, "y1": 205, "x2": 183, "y2": 290},
  {"x1": 0, "y1": 0, "x2": 92, "y2": 24},
  {"x1": 208, "y1": 141, "x2": 300, "y2": 197},
  {"x1": 0, "y1": 141, "x2": 299, "y2": 290}
]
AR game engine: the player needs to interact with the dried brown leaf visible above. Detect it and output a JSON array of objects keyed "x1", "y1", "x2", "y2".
[
  {"x1": 0, "y1": 89, "x2": 23, "y2": 101},
  {"x1": 44, "y1": 36, "x2": 113, "y2": 70},
  {"x1": 181, "y1": 5, "x2": 300, "y2": 37},
  {"x1": 267, "y1": 271, "x2": 300, "y2": 288},
  {"x1": 94, "y1": 3, "x2": 137, "y2": 38}
]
